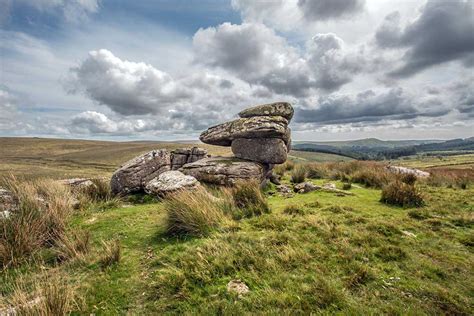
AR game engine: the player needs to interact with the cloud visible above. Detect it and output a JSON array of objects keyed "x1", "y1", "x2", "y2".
[
  {"x1": 14, "y1": 0, "x2": 99, "y2": 23},
  {"x1": 194, "y1": 23, "x2": 367, "y2": 96},
  {"x1": 0, "y1": 87, "x2": 18, "y2": 129},
  {"x1": 69, "y1": 111, "x2": 151, "y2": 134},
  {"x1": 297, "y1": 0, "x2": 365, "y2": 21},
  {"x1": 376, "y1": 0, "x2": 474, "y2": 77},
  {"x1": 294, "y1": 87, "x2": 451, "y2": 125},
  {"x1": 68, "y1": 49, "x2": 192, "y2": 115}
]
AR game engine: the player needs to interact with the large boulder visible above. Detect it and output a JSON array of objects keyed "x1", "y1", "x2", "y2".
[
  {"x1": 238, "y1": 102, "x2": 294, "y2": 120},
  {"x1": 171, "y1": 147, "x2": 207, "y2": 170},
  {"x1": 180, "y1": 157, "x2": 266, "y2": 185},
  {"x1": 145, "y1": 171, "x2": 200, "y2": 196},
  {"x1": 231, "y1": 138, "x2": 287, "y2": 164},
  {"x1": 200, "y1": 116, "x2": 289, "y2": 146},
  {"x1": 111, "y1": 149, "x2": 171, "y2": 195}
]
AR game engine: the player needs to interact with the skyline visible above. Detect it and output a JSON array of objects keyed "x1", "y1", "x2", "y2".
[{"x1": 1, "y1": 0, "x2": 473, "y2": 141}]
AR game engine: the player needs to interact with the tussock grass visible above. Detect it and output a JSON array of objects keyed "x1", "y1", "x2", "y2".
[
  {"x1": 2, "y1": 275, "x2": 76, "y2": 315},
  {"x1": 226, "y1": 180, "x2": 270, "y2": 219},
  {"x1": 0, "y1": 176, "x2": 75, "y2": 268},
  {"x1": 290, "y1": 165, "x2": 307, "y2": 183},
  {"x1": 164, "y1": 188, "x2": 227, "y2": 237},
  {"x1": 283, "y1": 204, "x2": 305, "y2": 215},
  {"x1": 100, "y1": 239, "x2": 121, "y2": 268},
  {"x1": 54, "y1": 230, "x2": 91, "y2": 263},
  {"x1": 380, "y1": 181, "x2": 425, "y2": 207}
]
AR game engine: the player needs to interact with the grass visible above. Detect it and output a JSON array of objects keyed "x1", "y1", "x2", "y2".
[{"x1": 1, "y1": 140, "x2": 473, "y2": 314}]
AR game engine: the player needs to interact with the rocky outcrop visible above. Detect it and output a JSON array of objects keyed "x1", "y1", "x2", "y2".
[
  {"x1": 294, "y1": 182, "x2": 321, "y2": 193},
  {"x1": 145, "y1": 171, "x2": 200, "y2": 196},
  {"x1": 180, "y1": 157, "x2": 266, "y2": 186},
  {"x1": 198, "y1": 101, "x2": 293, "y2": 184},
  {"x1": 238, "y1": 102, "x2": 294, "y2": 120},
  {"x1": 171, "y1": 147, "x2": 207, "y2": 170},
  {"x1": 200, "y1": 116, "x2": 289, "y2": 146},
  {"x1": 231, "y1": 138, "x2": 288, "y2": 164},
  {"x1": 110, "y1": 147, "x2": 207, "y2": 195},
  {"x1": 111, "y1": 149, "x2": 171, "y2": 195}
]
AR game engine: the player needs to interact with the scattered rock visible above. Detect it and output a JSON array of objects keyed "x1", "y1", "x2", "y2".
[
  {"x1": 276, "y1": 184, "x2": 294, "y2": 197},
  {"x1": 386, "y1": 166, "x2": 430, "y2": 178},
  {"x1": 171, "y1": 147, "x2": 207, "y2": 170},
  {"x1": 200, "y1": 116, "x2": 289, "y2": 146},
  {"x1": 269, "y1": 172, "x2": 281, "y2": 185},
  {"x1": 226, "y1": 279, "x2": 249, "y2": 297},
  {"x1": 58, "y1": 178, "x2": 95, "y2": 189},
  {"x1": 322, "y1": 183, "x2": 336, "y2": 190},
  {"x1": 294, "y1": 182, "x2": 321, "y2": 193},
  {"x1": 238, "y1": 101, "x2": 294, "y2": 120},
  {"x1": 0, "y1": 188, "x2": 19, "y2": 214},
  {"x1": 180, "y1": 157, "x2": 266, "y2": 186},
  {"x1": 231, "y1": 138, "x2": 287, "y2": 164},
  {"x1": 110, "y1": 149, "x2": 171, "y2": 195},
  {"x1": 145, "y1": 171, "x2": 200, "y2": 196},
  {"x1": 402, "y1": 230, "x2": 417, "y2": 238}
]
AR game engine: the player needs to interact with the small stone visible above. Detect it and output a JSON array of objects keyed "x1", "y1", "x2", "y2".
[
  {"x1": 227, "y1": 279, "x2": 249, "y2": 296},
  {"x1": 402, "y1": 230, "x2": 417, "y2": 238},
  {"x1": 323, "y1": 183, "x2": 336, "y2": 190},
  {"x1": 386, "y1": 166, "x2": 430, "y2": 178},
  {"x1": 0, "y1": 188, "x2": 19, "y2": 213},
  {"x1": 294, "y1": 182, "x2": 321, "y2": 193}
]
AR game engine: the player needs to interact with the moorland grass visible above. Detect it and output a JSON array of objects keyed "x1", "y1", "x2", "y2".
[{"x1": 1, "y1": 159, "x2": 473, "y2": 314}]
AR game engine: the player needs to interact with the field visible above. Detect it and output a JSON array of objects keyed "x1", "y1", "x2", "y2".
[
  {"x1": 1, "y1": 138, "x2": 473, "y2": 314},
  {"x1": 396, "y1": 153, "x2": 474, "y2": 169},
  {"x1": 0, "y1": 137, "x2": 349, "y2": 179}
]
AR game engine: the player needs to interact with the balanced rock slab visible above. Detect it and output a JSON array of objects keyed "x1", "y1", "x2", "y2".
[
  {"x1": 231, "y1": 138, "x2": 287, "y2": 164},
  {"x1": 200, "y1": 116, "x2": 289, "y2": 146},
  {"x1": 145, "y1": 171, "x2": 199, "y2": 196},
  {"x1": 111, "y1": 149, "x2": 171, "y2": 195},
  {"x1": 180, "y1": 157, "x2": 266, "y2": 185},
  {"x1": 239, "y1": 102, "x2": 294, "y2": 120}
]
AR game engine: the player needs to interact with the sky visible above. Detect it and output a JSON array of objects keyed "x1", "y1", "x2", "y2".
[{"x1": 0, "y1": 0, "x2": 473, "y2": 141}]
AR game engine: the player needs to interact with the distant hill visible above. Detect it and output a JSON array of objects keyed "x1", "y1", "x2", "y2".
[{"x1": 293, "y1": 137, "x2": 474, "y2": 160}]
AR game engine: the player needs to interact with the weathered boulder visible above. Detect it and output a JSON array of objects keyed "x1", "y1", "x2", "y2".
[
  {"x1": 386, "y1": 165, "x2": 430, "y2": 178},
  {"x1": 294, "y1": 182, "x2": 321, "y2": 193},
  {"x1": 145, "y1": 171, "x2": 200, "y2": 196},
  {"x1": 0, "y1": 188, "x2": 19, "y2": 215},
  {"x1": 239, "y1": 102, "x2": 294, "y2": 120},
  {"x1": 180, "y1": 157, "x2": 266, "y2": 185},
  {"x1": 231, "y1": 138, "x2": 287, "y2": 164},
  {"x1": 111, "y1": 149, "x2": 171, "y2": 195},
  {"x1": 171, "y1": 147, "x2": 207, "y2": 170},
  {"x1": 200, "y1": 116, "x2": 289, "y2": 146}
]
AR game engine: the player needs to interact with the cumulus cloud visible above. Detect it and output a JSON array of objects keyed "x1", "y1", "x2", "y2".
[
  {"x1": 68, "y1": 49, "x2": 192, "y2": 115},
  {"x1": 294, "y1": 87, "x2": 451, "y2": 125},
  {"x1": 194, "y1": 23, "x2": 368, "y2": 96},
  {"x1": 69, "y1": 111, "x2": 152, "y2": 134},
  {"x1": 376, "y1": 0, "x2": 474, "y2": 77},
  {"x1": 297, "y1": 0, "x2": 365, "y2": 21}
]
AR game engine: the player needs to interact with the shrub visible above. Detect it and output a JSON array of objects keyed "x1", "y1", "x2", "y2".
[
  {"x1": 0, "y1": 177, "x2": 74, "y2": 268},
  {"x1": 351, "y1": 168, "x2": 390, "y2": 188},
  {"x1": 223, "y1": 181, "x2": 270, "y2": 219},
  {"x1": 399, "y1": 173, "x2": 417, "y2": 185},
  {"x1": 380, "y1": 181, "x2": 424, "y2": 208},
  {"x1": 291, "y1": 165, "x2": 306, "y2": 184},
  {"x1": 164, "y1": 188, "x2": 226, "y2": 236},
  {"x1": 100, "y1": 239, "x2": 121, "y2": 268}
]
